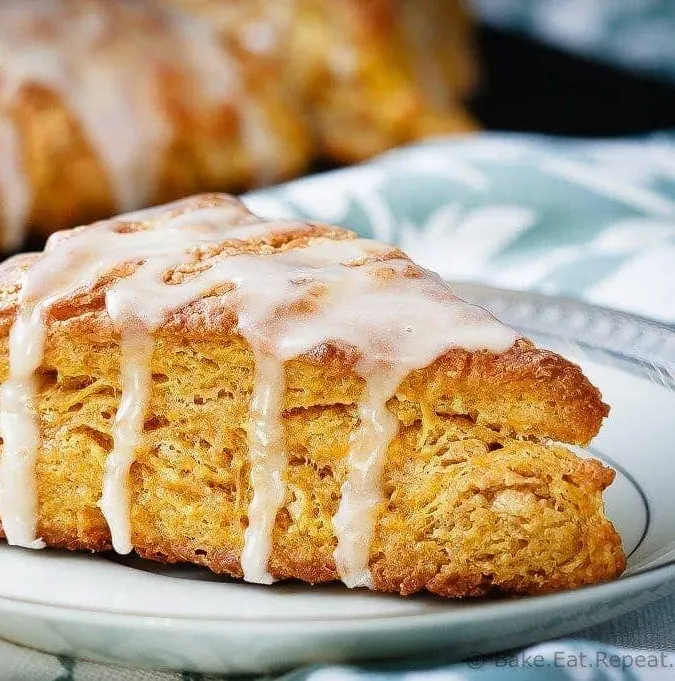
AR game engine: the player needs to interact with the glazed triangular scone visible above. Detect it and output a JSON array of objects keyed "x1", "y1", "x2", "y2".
[{"x1": 0, "y1": 194, "x2": 625, "y2": 596}]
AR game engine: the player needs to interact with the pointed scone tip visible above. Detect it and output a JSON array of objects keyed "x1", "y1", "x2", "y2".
[
  {"x1": 0, "y1": 193, "x2": 608, "y2": 450},
  {"x1": 0, "y1": 193, "x2": 618, "y2": 594}
]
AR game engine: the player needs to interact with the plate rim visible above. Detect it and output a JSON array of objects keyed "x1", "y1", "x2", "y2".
[{"x1": 0, "y1": 558, "x2": 673, "y2": 628}]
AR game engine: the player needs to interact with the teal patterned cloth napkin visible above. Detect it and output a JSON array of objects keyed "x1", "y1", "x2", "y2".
[
  {"x1": 247, "y1": 132, "x2": 675, "y2": 324},
  {"x1": 2, "y1": 132, "x2": 675, "y2": 679},
  {"x1": 470, "y1": 0, "x2": 675, "y2": 83}
]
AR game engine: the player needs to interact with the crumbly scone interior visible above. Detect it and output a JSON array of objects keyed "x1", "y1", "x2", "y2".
[{"x1": 4, "y1": 331, "x2": 623, "y2": 597}]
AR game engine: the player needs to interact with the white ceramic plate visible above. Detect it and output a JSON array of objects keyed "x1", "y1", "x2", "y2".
[{"x1": 0, "y1": 285, "x2": 673, "y2": 674}]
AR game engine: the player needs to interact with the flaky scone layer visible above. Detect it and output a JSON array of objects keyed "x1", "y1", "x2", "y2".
[{"x1": 0, "y1": 200, "x2": 623, "y2": 595}]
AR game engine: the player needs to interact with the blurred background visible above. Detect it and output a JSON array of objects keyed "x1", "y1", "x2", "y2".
[
  {"x1": 470, "y1": 0, "x2": 675, "y2": 136},
  {"x1": 2, "y1": 0, "x2": 675, "y2": 253}
]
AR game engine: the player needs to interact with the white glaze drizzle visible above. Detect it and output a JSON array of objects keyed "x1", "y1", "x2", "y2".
[
  {"x1": 0, "y1": 306, "x2": 47, "y2": 549},
  {"x1": 332, "y1": 371, "x2": 401, "y2": 588},
  {"x1": 100, "y1": 330, "x2": 153, "y2": 554},
  {"x1": 241, "y1": 352, "x2": 286, "y2": 584},
  {"x1": 0, "y1": 0, "x2": 168, "y2": 212},
  {"x1": 0, "y1": 195, "x2": 518, "y2": 587},
  {"x1": 0, "y1": 0, "x2": 279, "y2": 240}
]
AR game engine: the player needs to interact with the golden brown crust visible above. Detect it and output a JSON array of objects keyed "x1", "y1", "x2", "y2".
[
  {"x1": 401, "y1": 340, "x2": 609, "y2": 447},
  {"x1": 0, "y1": 334, "x2": 624, "y2": 595},
  {"x1": 0, "y1": 195, "x2": 608, "y2": 447},
  {"x1": 0, "y1": 196, "x2": 622, "y2": 596}
]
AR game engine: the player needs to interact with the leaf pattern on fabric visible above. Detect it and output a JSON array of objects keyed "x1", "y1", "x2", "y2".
[{"x1": 247, "y1": 132, "x2": 675, "y2": 322}]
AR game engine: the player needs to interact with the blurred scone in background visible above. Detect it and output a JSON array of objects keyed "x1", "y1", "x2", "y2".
[{"x1": 0, "y1": 0, "x2": 477, "y2": 251}]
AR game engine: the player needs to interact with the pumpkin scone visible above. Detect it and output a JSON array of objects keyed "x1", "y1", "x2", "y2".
[{"x1": 0, "y1": 194, "x2": 624, "y2": 597}]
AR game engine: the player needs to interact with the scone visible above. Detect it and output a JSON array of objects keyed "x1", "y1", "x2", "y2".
[
  {"x1": 0, "y1": 194, "x2": 625, "y2": 597},
  {"x1": 165, "y1": 0, "x2": 479, "y2": 162},
  {"x1": 0, "y1": 0, "x2": 310, "y2": 251}
]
